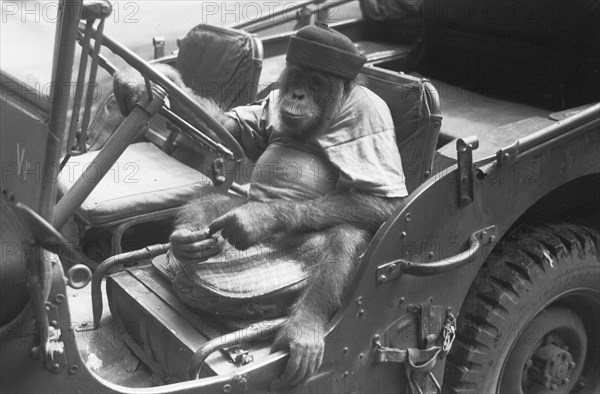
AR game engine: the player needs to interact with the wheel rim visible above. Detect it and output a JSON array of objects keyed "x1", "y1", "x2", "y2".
[{"x1": 499, "y1": 293, "x2": 599, "y2": 394}]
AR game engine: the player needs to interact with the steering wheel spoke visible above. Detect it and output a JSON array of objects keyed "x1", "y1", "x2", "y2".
[{"x1": 159, "y1": 107, "x2": 235, "y2": 161}]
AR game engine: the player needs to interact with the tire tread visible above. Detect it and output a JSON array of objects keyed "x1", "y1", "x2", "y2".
[{"x1": 443, "y1": 224, "x2": 599, "y2": 394}]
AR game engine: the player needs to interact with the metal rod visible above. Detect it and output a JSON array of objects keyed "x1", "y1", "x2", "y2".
[
  {"x1": 95, "y1": 51, "x2": 117, "y2": 75},
  {"x1": 496, "y1": 103, "x2": 600, "y2": 165},
  {"x1": 67, "y1": 19, "x2": 94, "y2": 152},
  {"x1": 231, "y1": 0, "x2": 317, "y2": 30},
  {"x1": 242, "y1": 16, "x2": 296, "y2": 34},
  {"x1": 26, "y1": 250, "x2": 51, "y2": 357},
  {"x1": 518, "y1": 102, "x2": 600, "y2": 153},
  {"x1": 77, "y1": 29, "x2": 117, "y2": 75},
  {"x1": 53, "y1": 86, "x2": 167, "y2": 230},
  {"x1": 159, "y1": 107, "x2": 235, "y2": 160},
  {"x1": 24, "y1": 249, "x2": 54, "y2": 363},
  {"x1": 78, "y1": 18, "x2": 106, "y2": 152},
  {"x1": 91, "y1": 243, "x2": 169, "y2": 327},
  {"x1": 59, "y1": 153, "x2": 71, "y2": 171},
  {"x1": 41, "y1": 0, "x2": 83, "y2": 221},
  {"x1": 233, "y1": 0, "x2": 355, "y2": 33}
]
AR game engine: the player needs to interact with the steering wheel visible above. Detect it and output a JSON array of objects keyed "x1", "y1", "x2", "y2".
[{"x1": 77, "y1": 11, "x2": 245, "y2": 187}]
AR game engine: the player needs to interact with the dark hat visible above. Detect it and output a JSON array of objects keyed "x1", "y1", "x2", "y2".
[{"x1": 286, "y1": 23, "x2": 366, "y2": 80}]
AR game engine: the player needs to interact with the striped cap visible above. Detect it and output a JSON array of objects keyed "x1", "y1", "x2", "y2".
[{"x1": 286, "y1": 24, "x2": 366, "y2": 80}]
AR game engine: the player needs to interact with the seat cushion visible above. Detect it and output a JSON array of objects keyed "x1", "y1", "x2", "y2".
[
  {"x1": 177, "y1": 24, "x2": 263, "y2": 110},
  {"x1": 360, "y1": 66, "x2": 439, "y2": 193},
  {"x1": 58, "y1": 142, "x2": 212, "y2": 225}
]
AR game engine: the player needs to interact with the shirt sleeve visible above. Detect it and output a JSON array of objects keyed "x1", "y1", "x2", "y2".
[
  {"x1": 319, "y1": 87, "x2": 408, "y2": 198},
  {"x1": 227, "y1": 94, "x2": 273, "y2": 162}
]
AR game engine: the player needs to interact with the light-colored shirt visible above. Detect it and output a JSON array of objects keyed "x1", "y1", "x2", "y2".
[{"x1": 228, "y1": 85, "x2": 408, "y2": 201}]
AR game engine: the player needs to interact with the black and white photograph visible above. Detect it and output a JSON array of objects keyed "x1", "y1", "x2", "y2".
[{"x1": 1, "y1": 0, "x2": 599, "y2": 392}]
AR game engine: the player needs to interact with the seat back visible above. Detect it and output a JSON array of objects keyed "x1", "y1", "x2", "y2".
[
  {"x1": 176, "y1": 24, "x2": 263, "y2": 110},
  {"x1": 360, "y1": 66, "x2": 442, "y2": 193}
]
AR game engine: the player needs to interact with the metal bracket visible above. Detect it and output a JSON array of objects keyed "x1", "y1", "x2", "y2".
[
  {"x1": 44, "y1": 303, "x2": 67, "y2": 373},
  {"x1": 374, "y1": 343, "x2": 442, "y2": 394},
  {"x1": 418, "y1": 301, "x2": 445, "y2": 349},
  {"x1": 374, "y1": 308, "x2": 457, "y2": 394},
  {"x1": 74, "y1": 321, "x2": 96, "y2": 332},
  {"x1": 91, "y1": 243, "x2": 170, "y2": 328},
  {"x1": 213, "y1": 158, "x2": 227, "y2": 185},
  {"x1": 189, "y1": 319, "x2": 285, "y2": 379},
  {"x1": 496, "y1": 139, "x2": 520, "y2": 166},
  {"x1": 376, "y1": 226, "x2": 496, "y2": 282},
  {"x1": 221, "y1": 346, "x2": 254, "y2": 366},
  {"x1": 457, "y1": 136, "x2": 479, "y2": 206},
  {"x1": 153, "y1": 36, "x2": 165, "y2": 59}
]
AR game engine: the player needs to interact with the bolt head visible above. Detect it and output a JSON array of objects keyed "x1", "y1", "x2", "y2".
[{"x1": 525, "y1": 359, "x2": 533, "y2": 368}]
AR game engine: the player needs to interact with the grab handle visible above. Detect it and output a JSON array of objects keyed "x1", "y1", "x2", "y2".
[{"x1": 376, "y1": 226, "x2": 496, "y2": 283}]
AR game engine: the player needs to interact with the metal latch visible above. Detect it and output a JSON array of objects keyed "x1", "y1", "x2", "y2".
[
  {"x1": 457, "y1": 136, "x2": 479, "y2": 206},
  {"x1": 373, "y1": 309, "x2": 457, "y2": 394},
  {"x1": 33, "y1": 303, "x2": 68, "y2": 373},
  {"x1": 221, "y1": 346, "x2": 254, "y2": 366},
  {"x1": 374, "y1": 341, "x2": 442, "y2": 394}
]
